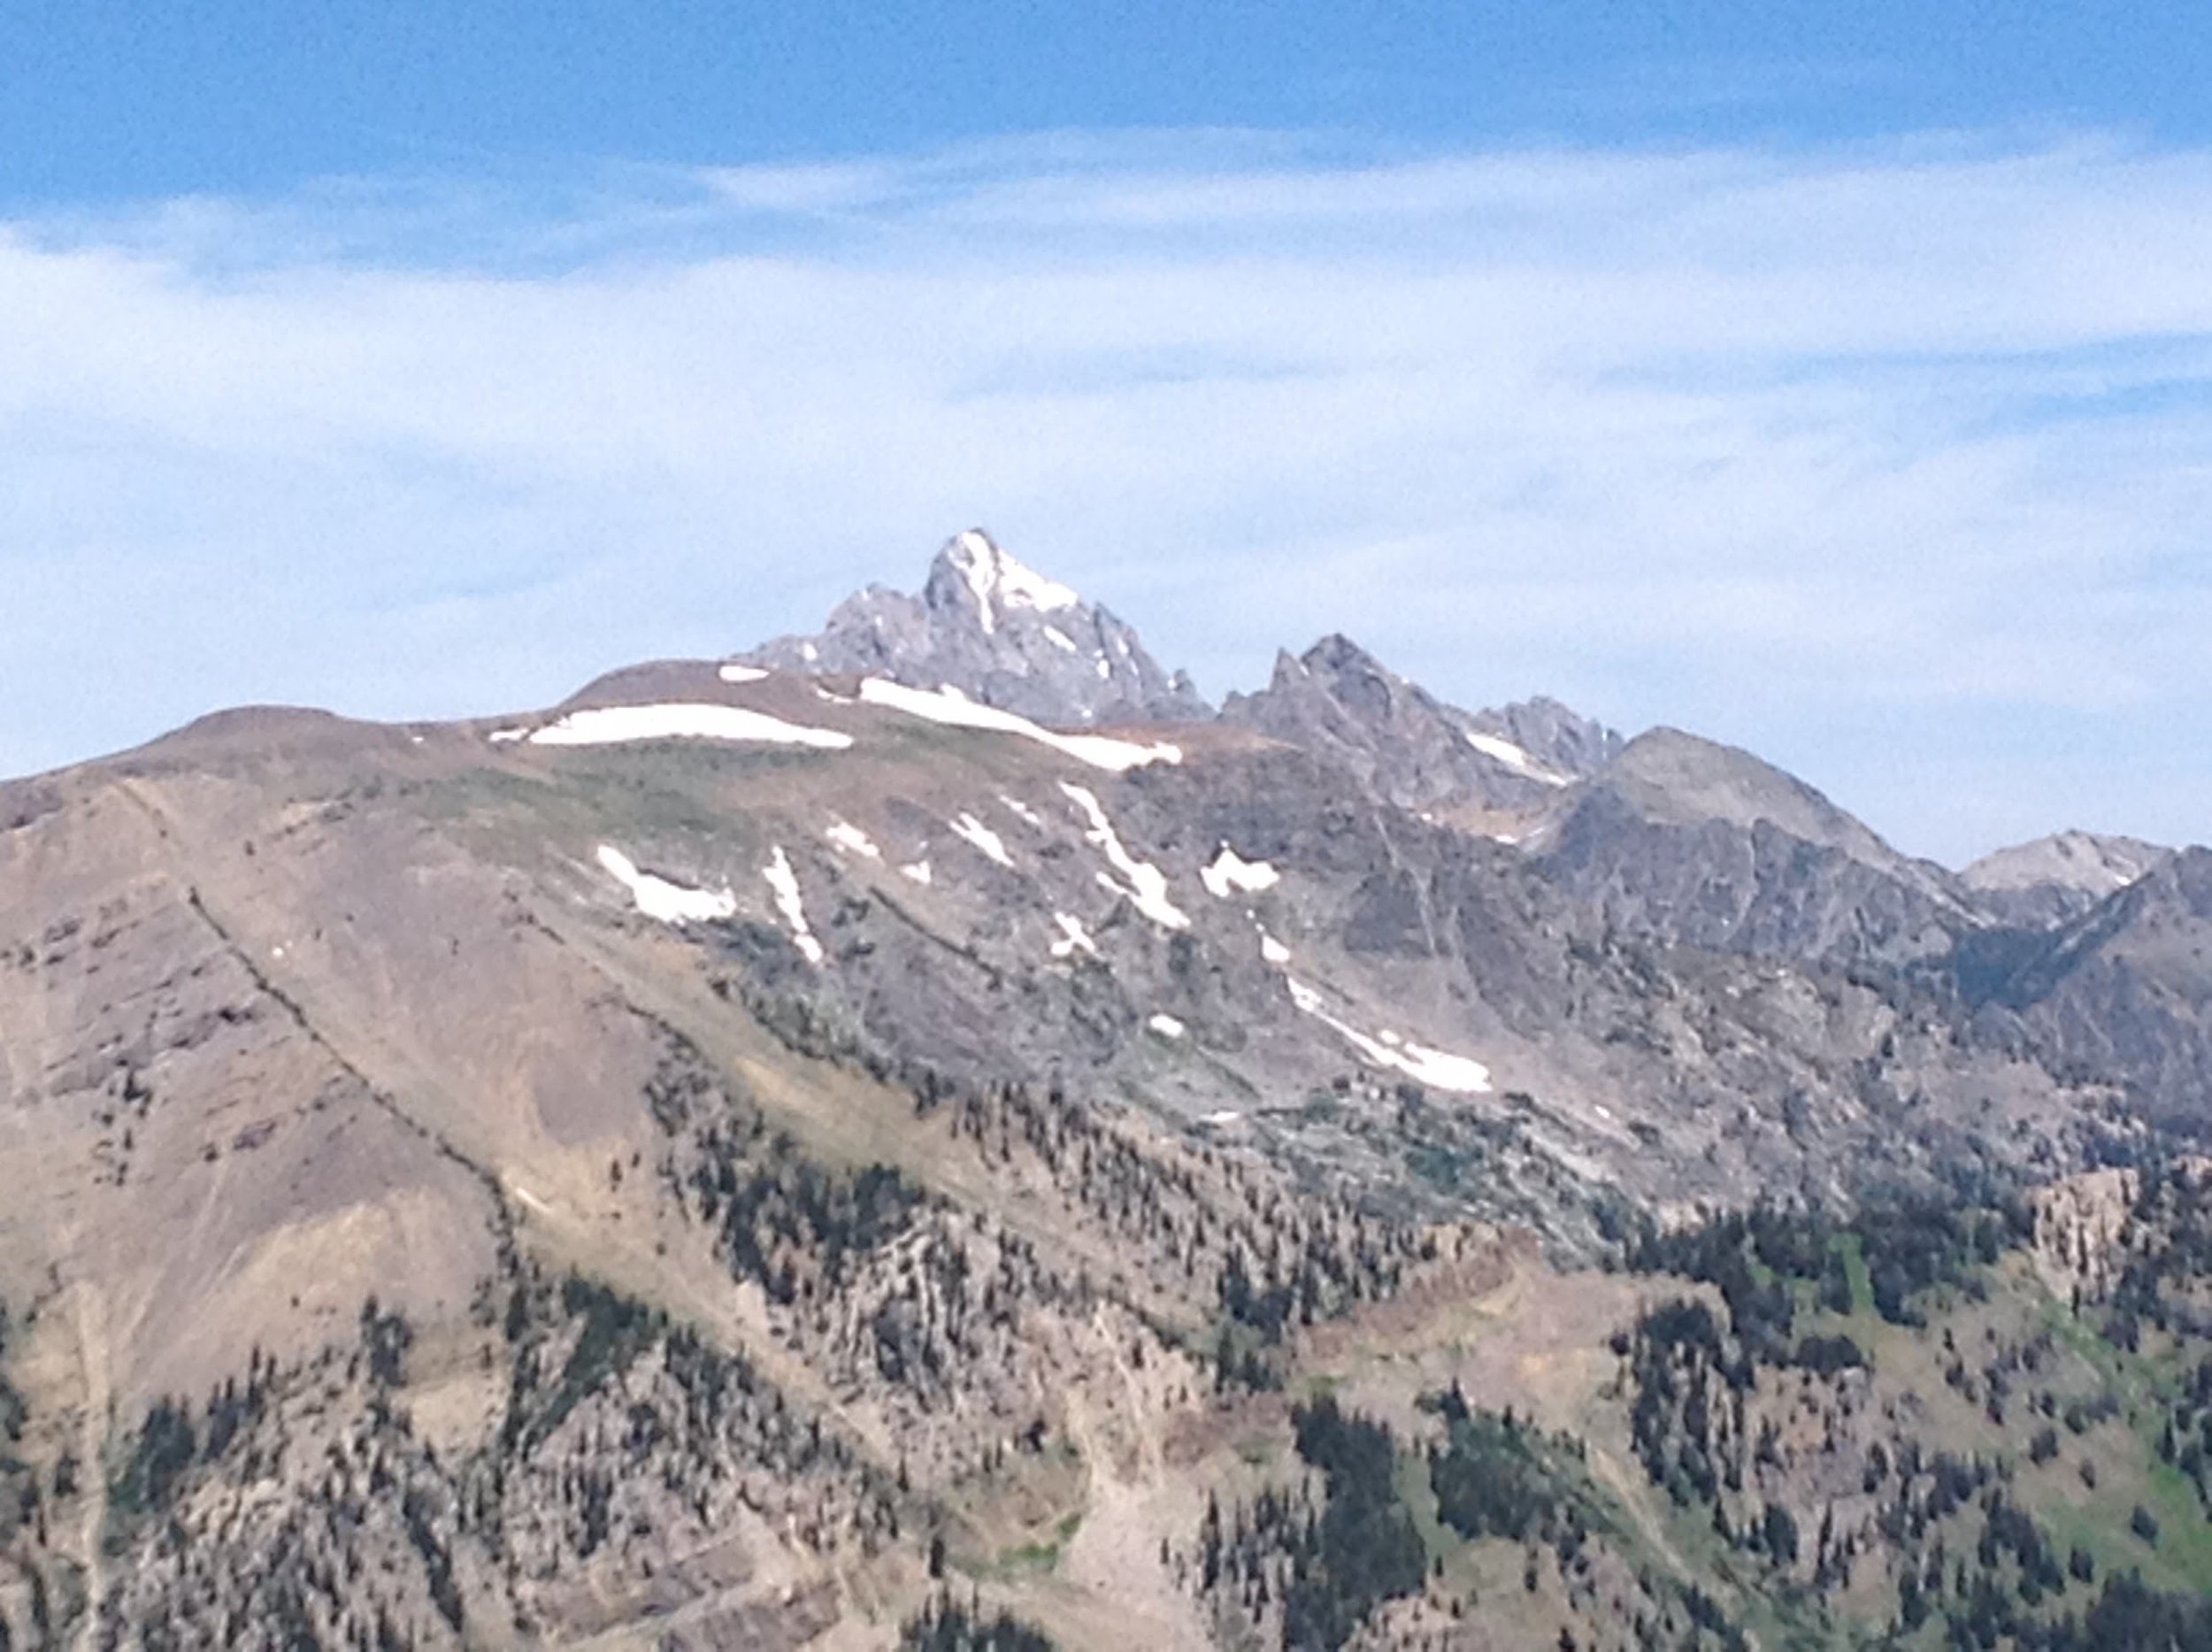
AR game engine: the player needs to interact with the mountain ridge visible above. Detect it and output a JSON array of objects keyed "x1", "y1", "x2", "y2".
[
  {"x1": 734, "y1": 528, "x2": 1210, "y2": 727},
  {"x1": 4, "y1": 526, "x2": 2210, "y2": 1650},
  {"x1": 12, "y1": 526, "x2": 2185, "y2": 888},
  {"x1": 1218, "y1": 633, "x2": 1619, "y2": 829}
]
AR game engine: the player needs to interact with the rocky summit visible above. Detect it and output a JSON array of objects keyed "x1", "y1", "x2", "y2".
[
  {"x1": 2, "y1": 530, "x2": 2208, "y2": 1652},
  {"x1": 1219, "y1": 635, "x2": 1617, "y2": 829},
  {"x1": 739, "y1": 529, "x2": 1209, "y2": 726}
]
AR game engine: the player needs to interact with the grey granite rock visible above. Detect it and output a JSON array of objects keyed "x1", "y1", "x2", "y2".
[
  {"x1": 1219, "y1": 634, "x2": 1617, "y2": 817},
  {"x1": 1532, "y1": 727, "x2": 1980, "y2": 970},
  {"x1": 739, "y1": 529, "x2": 1209, "y2": 725},
  {"x1": 1962, "y1": 830, "x2": 2171, "y2": 926}
]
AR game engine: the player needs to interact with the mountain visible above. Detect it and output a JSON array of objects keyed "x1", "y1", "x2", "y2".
[
  {"x1": 1219, "y1": 634, "x2": 1617, "y2": 826},
  {"x1": 1962, "y1": 829, "x2": 2171, "y2": 926},
  {"x1": 1958, "y1": 846, "x2": 2212, "y2": 1117},
  {"x1": 739, "y1": 529, "x2": 1209, "y2": 726},
  {"x1": 1464, "y1": 692, "x2": 1625, "y2": 781},
  {"x1": 1533, "y1": 726, "x2": 1982, "y2": 970},
  {"x1": 4, "y1": 529, "x2": 2211, "y2": 1651}
]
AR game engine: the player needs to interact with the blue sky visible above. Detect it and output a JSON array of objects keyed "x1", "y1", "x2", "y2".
[
  {"x1": 4, "y1": 4, "x2": 2211, "y2": 861},
  {"x1": 8, "y1": 2, "x2": 2212, "y2": 203}
]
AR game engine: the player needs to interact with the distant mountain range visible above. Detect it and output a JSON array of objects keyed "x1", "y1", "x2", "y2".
[{"x1": 2, "y1": 528, "x2": 2204, "y2": 1650}]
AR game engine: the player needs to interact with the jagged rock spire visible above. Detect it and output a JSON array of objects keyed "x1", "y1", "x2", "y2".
[{"x1": 740, "y1": 529, "x2": 1209, "y2": 725}]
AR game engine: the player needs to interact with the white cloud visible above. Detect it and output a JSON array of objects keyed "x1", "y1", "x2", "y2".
[{"x1": 3, "y1": 131, "x2": 2209, "y2": 861}]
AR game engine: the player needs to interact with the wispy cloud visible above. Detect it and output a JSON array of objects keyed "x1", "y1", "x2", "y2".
[{"x1": 4, "y1": 130, "x2": 2209, "y2": 861}]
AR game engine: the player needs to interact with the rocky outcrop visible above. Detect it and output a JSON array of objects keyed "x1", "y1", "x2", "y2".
[
  {"x1": 739, "y1": 529, "x2": 1208, "y2": 725},
  {"x1": 1533, "y1": 727, "x2": 1979, "y2": 971},
  {"x1": 1219, "y1": 634, "x2": 1616, "y2": 818},
  {"x1": 1962, "y1": 830, "x2": 2170, "y2": 927},
  {"x1": 1467, "y1": 694, "x2": 1624, "y2": 781},
  {"x1": 1961, "y1": 849, "x2": 2212, "y2": 1114}
]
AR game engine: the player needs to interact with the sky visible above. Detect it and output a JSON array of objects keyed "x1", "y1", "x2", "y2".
[{"x1": 4, "y1": 3, "x2": 2210, "y2": 864}]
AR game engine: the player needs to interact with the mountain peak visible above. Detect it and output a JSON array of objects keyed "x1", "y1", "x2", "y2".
[
  {"x1": 1605, "y1": 726, "x2": 1899, "y2": 863},
  {"x1": 1303, "y1": 633, "x2": 1382, "y2": 669},
  {"x1": 739, "y1": 529, "x2": 1209, "y2": 726},
  {"x1": 1222, "y1": 633, "x2": 1617, "y2": 817},
  {"x1": 1960, "y1": 829, "x2": 2173, "y2": 926},
  {"x1": 1962, "y1": 830, "x2": 2170, "y2": 896},
  {"x1": 927, "y1": 529, "x2": 1079, "y2": 636}
]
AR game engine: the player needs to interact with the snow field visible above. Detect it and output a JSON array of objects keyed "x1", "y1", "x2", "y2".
[
  {"x1": 858, "y1": 678, "x2": 1179, "y2": 772},
  {"x1": 527, "y1": 703, "x2": 852, "y2": 750},
  {"x1": 595, "y1": 845, "x2": 736, "y2": 926},
  {"x1": 951, "y1": 812, "x2": 1014, "y2": 868},
  {"x1": 1285, "y1": 977, "x2": 1491, "y2": 1094},
  {"x1": 1201, "y1": 846, "x2": 1280, "y2": 899},
  {"x1": 762, "y1": 847, "x2": 825, "y2": 964},
  {"x1": 1058, "y1": 782, "x2": 1189, "y2": 931}
]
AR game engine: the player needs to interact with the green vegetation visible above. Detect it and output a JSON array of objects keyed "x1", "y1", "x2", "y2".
[
  {"x1": 108, "y1": 1398, "x2": 196, "y2": 1519},
  {"x1": 652, "y1": 1039, "x2": 928, "y2": 1304},
  {"x1": 1190, "y1": 1395, "x2": 1427, "y2": 1651},
  {"x1": 898, "y1": 1593, "x2": 1056, "y2": 1652},
  {"x1": 0, "y1": 1301, "x2": 32, "y2": 1555},
  {"x1": 979, "y1": 1513, "x2": 1082, "y2": 1579},
  {"x1": 1611, "y1": 1174, "x2": 2212, "y2": 1647},
  {"x1": 1426, "y1": 1386, "x2": 1596, "y2": 1547},
  {"x1": 357, "y1": 1295, "x2": 412, "y2": 1388},
  {"x1": 1285, "y1": 1395, "x2": 1428, "y2": 1649},
  {"x1": 1629, "y1": 1195, "x2": 2026, "y2": 1359},
  {"x1": 503, "y1": 1272, "x2": 665, "y2": 1452},
  {"x1": 0, "y1": 1303, "x2": 23, "y2": 1447}
]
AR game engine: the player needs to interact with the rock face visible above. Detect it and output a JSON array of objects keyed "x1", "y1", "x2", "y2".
[
  {"x1": 1534, "y1": 727, "x2": 1979, "y2": 970},
  {"x1": 1467, "y1": 694, "x2": 1624, "y2": 781},
  {"x1": 740, "y1": 529, "x2": 1208, "y2": 725},
  {"x1": 1219, "y1": 634, "x2": 1617, "y2": 819},
  {"x1": 1962, "y1": 829, "x2": 2171, "y2": 926},
  {"x1": 1961, "y1": 847, "x2": 2212, "y2": 1115}
]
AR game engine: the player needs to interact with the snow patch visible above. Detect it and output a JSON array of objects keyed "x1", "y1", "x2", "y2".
[
  {"x1": 951, "y1": 812, "x2": 1013, "y2": 868},
  {"x1": 1201, "y1": 845, "x2": 1281, "y2": 899},
  {"x1": 858, "y1": 677, "x2": 1179, "y2": 772},
  {"x1": 947, "y1": 530, "x2": 1079, "y2": 636},
  {"x1": 1060, "y1": 783, "x2": 1189, "y2": 931},
  {"x1": 1285, "y1": 977, "x2": 1491, "y2": 1094},
  {"x1": 1464, "y1": 730, "x2": 1569, "y2": 787},
  {"x1": 1390, "y1": 1042, "x2": 1494, "y2": 1093},
  {"x1": 718, "y1": 663, "x2": 771, "y2": 684},
  {"x1": 1049, "y1": 913, "x2": 1099, "y2": 959},
  {"x1": 899, "y1": 860, "x2": 933, "y2": 886},
  {"x1": 995, "y1": 559, "x2": 1078, "y2": 615},
  {"x1": 530, "y1": 703, "x2": 852, "y2": 750},
  {"x1": 763, "y1": 847, "x2": 825, "y2": 964},
  {"x1": 826, "y1": 819, "x2": 880, "y2": 859},
  {"x1": 1148, "y1": 1013, "x2": 1187, "y2": 1040},
  {"x1": 595, "y1": 844, "x2": 738, "y2": 926},
  {"x1": 1042, "y1": 625, "x2": 1079, "y2": 653},
  {"x1": 488, "y1": 726, "x2": 528, "y2": 743},
  {"x1": 999, "y1": 795, "x2": 1045, "y2": 828},
  {"x1": 1259, "y1": 929, "x2": 1292, "y2": 965},
  {"x1": 813, "y1": 685, "x2": 856, "y2": 705}
]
